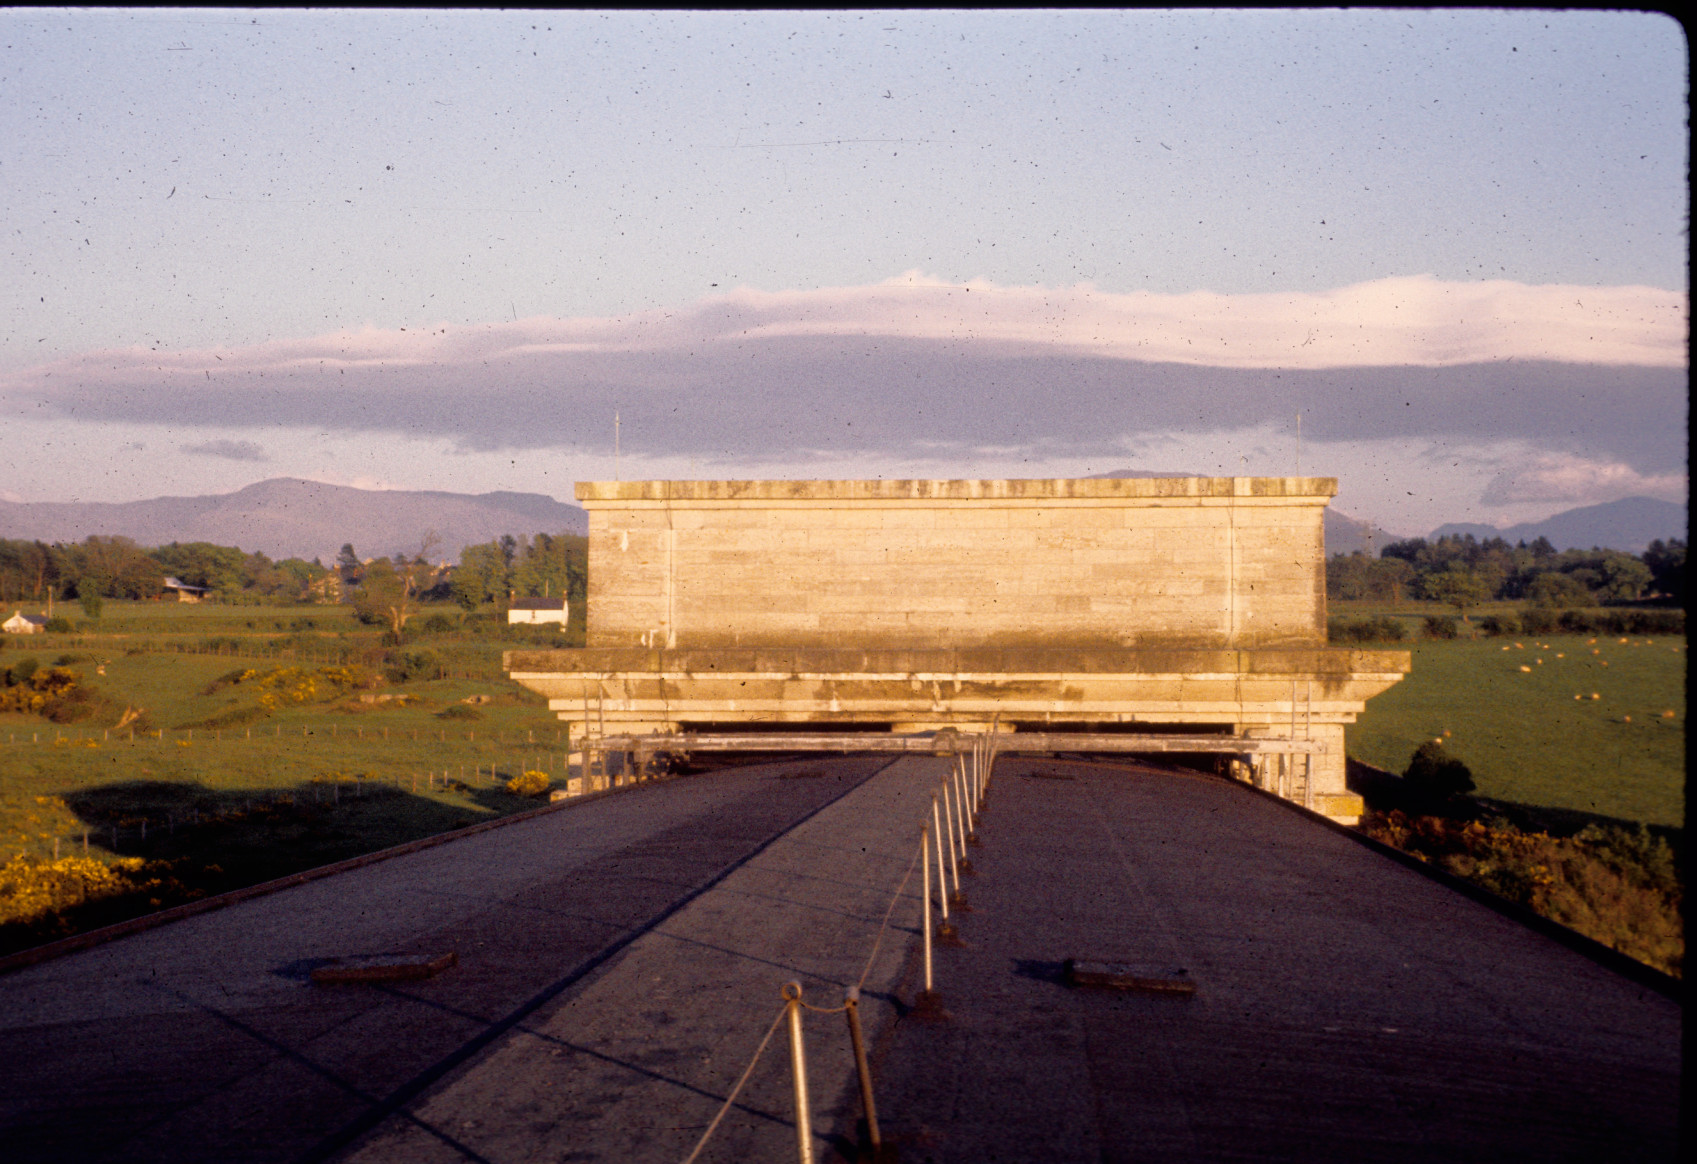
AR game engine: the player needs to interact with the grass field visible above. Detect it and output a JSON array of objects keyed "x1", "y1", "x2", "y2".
[
  {"x1": 2, "y1": 602, "x2": 586, "y2": 949},
  {"x1": 0, "y1": 627, "x2": 586, "y2": 954},
  {"x1": 1345, "y1": 631, "x2": 1685, "y2": 827}
]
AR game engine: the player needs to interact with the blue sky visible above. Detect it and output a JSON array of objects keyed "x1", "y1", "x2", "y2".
[{"x1": 0, "y1": 8, "x2": 1686, "y2": 535}]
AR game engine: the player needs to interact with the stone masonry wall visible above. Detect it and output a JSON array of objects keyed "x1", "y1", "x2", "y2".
[{"x1": 578, "y1": 478, "x2": 1332, "y2": 651}]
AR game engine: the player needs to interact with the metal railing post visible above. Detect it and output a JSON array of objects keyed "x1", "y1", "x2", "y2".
[
  {"x1": 931, "y1": 795, "x2": 950, "y2": 920},
  {"x1": 942, "y1": 780, "x2": 961, "y2": 895},
  {"x1": 782, "y1": 981, "x2": 815, "y2": 1164},
  {"x1": 920, "y1": 825, "x2": 934, "y2": 992},
  {"x1": 953, "y1": 761, "x2": 974, "y2": 849},
  {"x1": 844, "y1": 986, "x2": 881, "y2": 1151}
]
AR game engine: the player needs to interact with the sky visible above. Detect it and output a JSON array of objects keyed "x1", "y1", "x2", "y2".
[{"x1": 0, "y1": 8, "x2": 1687, "y2": 536}]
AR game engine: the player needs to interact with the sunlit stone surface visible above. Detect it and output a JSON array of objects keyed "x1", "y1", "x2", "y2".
[{"x1": 508, "y1": 478, "x2": 1410, "y2": 823}]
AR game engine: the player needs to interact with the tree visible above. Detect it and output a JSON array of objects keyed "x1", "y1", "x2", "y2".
[
  {"x1": 336, "y1": 543, "x2": 364, "y2": 585},
  {"x1": 1419, "y1": 566, "x2": 1489, "y2": 620},
  {"x1": 1643, "y1": 539, "x2": 1686, "y2": 606},
  {"x1": 452, "y1": 541, "x2": 510, "y2": 610},
  {"x1": 351, "y1": 532, "x2": 439, "y2": 639},
  {"x1": 1525, "y1": 571, "x2": 1589, "y2": 609},
  {"x1": 1403, "y1": 740, "x2": 1475, "y2": 802},
  {"x1": 78, "y1": 584, "x2": 103, "y2": 620},
  {"x1": 352, "y1": 559, "x2": 408, "y2": 635}
]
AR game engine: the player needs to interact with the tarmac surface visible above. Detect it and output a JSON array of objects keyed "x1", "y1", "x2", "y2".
[
  {"x1": 0, "y1": 753, "x2": 1680, "y2": 1163},
  {"x1": 866, "y1": 756, "x2": 1680, "y2": 1163}
]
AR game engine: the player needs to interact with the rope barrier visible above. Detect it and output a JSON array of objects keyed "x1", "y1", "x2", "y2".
[
  {"x1": 855, "y1": 841, "x2": 923, "y2": 993},
  {"x1": 679, "y1": 1001, "x2": 790, "y2": 1164}
]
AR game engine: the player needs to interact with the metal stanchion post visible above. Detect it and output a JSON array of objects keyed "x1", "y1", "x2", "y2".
[
  {"x1": 782, "y1": 982, "x2": 815, "y2": 1164},
  {"x1": 844, "y1": 986, "x2": 881, "y2": 1152},
  {"x1": 920, "y1": 826, "x2": 934, "y2": 993},
  {"x1": 931, "y1": 796, "x2": 949, "y2": 922},
  {"x1": 952, "y1": 762, "x2": 974, "y2": 854},
  {"x1": 941, "y1": 780, "x2": 961, "y2": 895}
]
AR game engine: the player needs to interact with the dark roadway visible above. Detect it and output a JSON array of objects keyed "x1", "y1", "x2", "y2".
[{"x1": 0, "y1": 753, "x2": 1679, "y2": 1163}]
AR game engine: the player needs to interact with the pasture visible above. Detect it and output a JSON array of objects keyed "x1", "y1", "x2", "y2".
[
  {"x1": 1346, "y1": 631, "x2": 1685, "y2": 827},
  {"x1": 0, "y1": 601, "x2": 586, "y2": 951}
]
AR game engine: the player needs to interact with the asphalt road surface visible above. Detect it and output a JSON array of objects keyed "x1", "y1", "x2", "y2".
[{"x1": 0, "y1": 753, "x2": 1679, "y2": 1163}]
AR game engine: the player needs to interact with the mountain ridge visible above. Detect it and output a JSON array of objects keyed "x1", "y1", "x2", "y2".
[
  {"x1": 1428, "y1": 496, "x2": 1685, "y2": 554},
  {"x1": 0, "y1": 478, "x2": 588, "y2": 563},
  {"x1": 3, "y1": 479, "x2": 1682, "y2": 562}
]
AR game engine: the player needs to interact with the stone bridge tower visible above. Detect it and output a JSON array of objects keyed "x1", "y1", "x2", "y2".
[{"x1": 507, "y1": 478, "x2": 1409, "y2": 823}]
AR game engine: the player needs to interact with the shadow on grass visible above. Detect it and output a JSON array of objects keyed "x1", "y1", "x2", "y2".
[
  {"x1": 1, "y1": 777, "x2": 553, "y2": 959},
  {"x1": 1347, "y1": 758, "x2": 1682, "y2": 847}
]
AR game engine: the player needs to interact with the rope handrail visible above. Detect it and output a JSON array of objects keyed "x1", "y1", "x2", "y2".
[
  {"x1": 679, "y1": 1001, "x2": 790, "y2": 1164},
  {"x1": 856, "y1": 840, "x2": 923, "y2": 993}
]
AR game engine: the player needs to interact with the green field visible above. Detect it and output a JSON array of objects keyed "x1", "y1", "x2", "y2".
[
  {"x1": 1346, "y1": 631, "x2": 1685, "y2": 827},
  {"x1": 1, "y1": 601, "x2": 578, "y2": 865}
]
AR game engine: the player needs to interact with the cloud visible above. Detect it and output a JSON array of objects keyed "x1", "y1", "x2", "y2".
[
  {"x1": 3, "y1": 274, "x2": 1684, "y2": 479},
  {"x1": 181, "y1": 438, "x2": 268, "y2": 462},
  {"x1": 1479, "y1": 453, "x2": 1689, "y2": 507},
  {"x1": 12, "y1": 273, "x2": 1686, "y2": 381}
]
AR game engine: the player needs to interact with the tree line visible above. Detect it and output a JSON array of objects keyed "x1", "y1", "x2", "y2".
[
  {"x1": 1326, "y1": 533, "x2": 1686, "y2": 613},
  {"x1": 0, "y1": 531, "x2": 587, "y2": 621}
]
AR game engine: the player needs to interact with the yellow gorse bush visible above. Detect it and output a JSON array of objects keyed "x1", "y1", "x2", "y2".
[
  {"x1": 228, "y1": 665, "x2": 372, "y2": 709},
  {"x1": 0, "y1": 853, "x2": 189, "y2": 929},
  {"x1": 506, "y1": 770, "x2": 551, "y2": 798}
]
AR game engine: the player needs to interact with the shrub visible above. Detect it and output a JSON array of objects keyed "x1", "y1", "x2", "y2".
[
  {"x1": 1478, "y1": 613, "x2": 1520, "y2": 637},
  {"x1": 1368, "y1": 615, "x2": 1406, "y2": 642},
  {"x1": 1519, "y1": 607, "x2": 1559, "y2": 634},
  {"x1": 420, "y1": 613, "x2": 457, "y2": 635},
  {"x1": 0, "y1": 853, "x2": 194, "y2": 932},
  {"x1": 43, "y1": 617, "x2": 72, "y2": 633},
  {"x1": 505, "y1": 769, "x2": 551, "y2": 798},
  {"x1": 1421, "y1": 615, "x2": 1458, "y2": 640},
  {"x1": 383, "y1": 649, "x2": 442, "y2": 684},
  {"x1": 1557, "y1": 610, "x2": 1596, "y2": 634},
  {"x1": 1628, "y1": 609, "x2": 1685, "y2": 634},
  {"x1": 1360, "y1": 812, "x2": 1683, "y2": 977},
  {"x1": 1402, "y1": 740, "x2": 1475, "y2": 800},
  {"x1": 435, "y1": 704, "x2": 482, "y2": 720},
  {"x1": 1326, "y1": 615, "x2": 1406, "y2": 643},
  {"x1": 0, "y1": 666, "x2": 87, "y2": 720}
]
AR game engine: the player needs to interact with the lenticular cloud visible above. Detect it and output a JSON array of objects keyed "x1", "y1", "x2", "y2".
[
  {"x1": 5, "y1": 274, "x2": 1685, "y2": 393},
  {"x1": 0, "y1": 274, "x2": 1684, "y2": 474}
]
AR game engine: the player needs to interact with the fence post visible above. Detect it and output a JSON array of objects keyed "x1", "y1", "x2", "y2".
[
  {"x1": 782, "y1": 981, "x2": 815, "y2": 1164},
  {"x1": 844, "y1": 985, "x2": 881, "y2": 1151}
]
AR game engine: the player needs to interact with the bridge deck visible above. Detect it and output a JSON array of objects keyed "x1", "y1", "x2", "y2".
[{"x1": 0, "y1": 756, "x2": 1677, "y2": 1163}]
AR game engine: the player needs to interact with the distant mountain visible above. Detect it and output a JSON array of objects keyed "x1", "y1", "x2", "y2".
[
  {"x1": 0, "y1": 478, "x2": 588, "y2": 563},
  {"x1": 1323, "y1": 509, "x2": 1399, "y2": 557},
  {"x1": 1429, "y1": 496, "x2": 1687, "y2": 554}
]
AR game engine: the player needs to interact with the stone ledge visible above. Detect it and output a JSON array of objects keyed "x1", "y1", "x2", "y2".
[
  {"x1": 576, "y1": 476, "x2": 1338, "y2": 503},
  {"x1": 507, "y1": 646, "x2": 1412, "y2": 676}
]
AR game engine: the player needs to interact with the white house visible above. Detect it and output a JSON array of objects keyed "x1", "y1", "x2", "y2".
[
  {"x1": 3, "y1": 611, "x2": 48, "y2": 635},
  {"x1": 508, "y1": 597, "x2": 568, "y2": 627}
]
